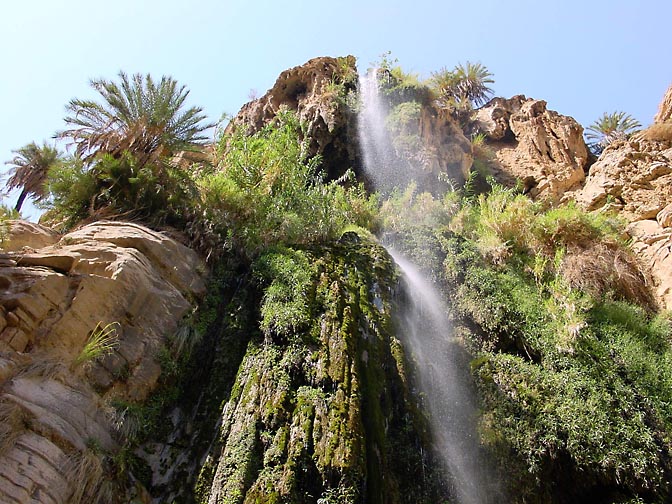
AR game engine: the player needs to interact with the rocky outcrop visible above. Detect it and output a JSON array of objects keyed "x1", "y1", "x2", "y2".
[
  {"x1": 654, "y1": 84, "x2": 672, "y2": 124},
  {"x1": 2, "y1": 221, "x2": 60, "y2": 252},
  {"x1": 195, "y1": 239, "x2": 446, "y2": 504},
  {"x1": 228, "y1": 56, "x2": 358, "y2": 179},
  {"x1": 573, "y1": 139, "x2": 672, "y2": 221},
  {"x1": 0, "y1": 221, "x2": 205, "y2": 503},
  {"x1": 476, "y1": 96, "x2": 590, "y2": 201}
]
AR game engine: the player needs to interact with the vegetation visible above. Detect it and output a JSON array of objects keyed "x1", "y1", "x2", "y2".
[
  {"x1": 73, "y1": 321, "x2": 120, "y2": 368},
  {"x1": 57, "y1": 71, "x2": 213, "y2": 166},
  {"x1": 3, "y1": 141, "x2": 63, "y2": 212},
  {"x1": 431, "y1": 61, "x2": 495, "y2": 109},
  {"x1": 5, "y1": 61, "x2": 672, "y2": 504},
  {"x1": 197, "y1": 108, "x2": 378, "y2": 259},
  {"x1": 381, "y1": 181, "x2": 671, "y2": 502},
  {"x1": 585, "y1": 111, "x2": 642, "y2": 155}
]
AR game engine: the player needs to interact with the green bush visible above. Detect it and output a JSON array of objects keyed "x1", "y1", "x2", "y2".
[
  {"x1": 379, "y1": 179, "x2": 669, "y2": 500},
  {"x1": 41, "y1": 157, "x2": 97, "y2": 229},
  {"x1": 254, "y1": 247, "x2": 314, "y2": 341},
  {"x1": 198, "y1": 109, "x2": 378, "y2": 259}
]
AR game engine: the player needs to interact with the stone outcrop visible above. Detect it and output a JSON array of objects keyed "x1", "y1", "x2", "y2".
[
  {"x1": 0, "y1": 221, "x2": 205, "y2": 503},
  {"x1": 476, "y1": 96, "x2": 590, "y2": 201},
  {"x1": 654, "y1": 84, "x2": 672, "y2": 124},
  {"x1": 2, "y1": 221, "x2": 60, "y2": 252},
  {"x1": 228, "y1": 56, "x2": 358, "y2": 179},
  {"x1": 419, "y1": 107, "x2": 473, "y2": 184},
  {"x1": 573, "y1": 139, "x2": 672, "y2": 221}
]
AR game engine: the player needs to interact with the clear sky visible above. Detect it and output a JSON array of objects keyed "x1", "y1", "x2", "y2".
[{"x1": 1, "y1": 0, "x2": 670, "y2": 218}]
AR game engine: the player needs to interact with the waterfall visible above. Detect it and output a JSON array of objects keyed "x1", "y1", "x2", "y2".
[
  {"x1": 388, "y1": 250, "x2": 496, "y2": 504},
  {"x1": 357, "y1": 69, "x2": 497, "y2": 503},
  {"x1": 357, "y1": 69, "x2": 404, "y2": 192}
]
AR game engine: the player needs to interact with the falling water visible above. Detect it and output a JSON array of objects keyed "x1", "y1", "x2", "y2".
[
  {"x1": 357, "y1": 69, "x2": 497, "y2": 503},
  {"x1": 388, "y1": 250, "x2": 496, "y2": 504},
  {"x1": 357, "y1": 69, "x2": 406, "y2": 192}
]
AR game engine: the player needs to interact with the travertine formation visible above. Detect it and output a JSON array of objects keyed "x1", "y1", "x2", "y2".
[
  {"x1": 228, "y1": 56, "x2": 359, "y2": 179},
  {"x1": 0, "y1": 221, "x2": 205, "y2": 503}
]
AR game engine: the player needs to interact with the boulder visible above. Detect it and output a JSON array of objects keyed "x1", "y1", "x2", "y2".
[
  {"x1": 0, "y1": 220, "x2": 206, "y2": 503},
  {"x1": 573, "y1": 139, "x2": 672, "y2": 220},
  {"x1": 477, "y1": 96, "x2": 590, "y2": 201},
  {"x1": 626, "y1": 220, "x2": 672, "y2": 309},
  {"x1": 2, "y1": 220, "x2": 60, "y2": 252},
  {"x1": 228, "y1": 56, "x2": 358, "y2": 180},
  {"x1": 654, "y1": 83, "x2": 672, "y2": 124}
]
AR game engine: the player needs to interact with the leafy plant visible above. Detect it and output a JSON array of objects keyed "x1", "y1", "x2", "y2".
[
  {"x1": 254, "y1": 247, "x2": 313, "y2": 341},
  {"x1": 431, "y1": 62, "x2": 494, "y2": 109},
  {"x1": 585, "y1": 111, "x2": 641, "y2": 154},
  {"x1": 74, "y1": 322, "x2": 120, "y2": 368},
  {"x1": 57, "y1": 71, "x2": 214, "y2": 167},
  {"x1": 197, "y1": 108, "x2": 378, "y2": 259}
]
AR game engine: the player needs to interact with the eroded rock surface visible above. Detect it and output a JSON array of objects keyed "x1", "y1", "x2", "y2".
[
  {"x1": 0, "y1": 220, "x2": 205, "y2": 503},
  {"x1": 228, "y1": 56, "x2": 358, "y2": 179},
  {"x1": 476, "y1": 96, "x2": 590, "y2": 201},
  {"x1": 573, "y1": 139, "x2": 672, "y2": 221},
  {"x1": 654, "y1": 84, "x2": 672, "y2": 124}
]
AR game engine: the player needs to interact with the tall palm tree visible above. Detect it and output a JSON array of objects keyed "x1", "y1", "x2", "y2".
[
  {"x1": 431, "y1": 61, "x2": 495, "y2": 109},
  {"x1": 4, "y1": 141, "x2": 63, "y2": 212},
  {"x1": 585, "y1": 111, "x2": 641, "y2": 154},
  {"x1": 57, "y1": 71, "x2": 214, "y2": 167}
]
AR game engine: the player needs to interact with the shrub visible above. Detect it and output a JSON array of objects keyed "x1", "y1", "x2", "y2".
[
  {"x1": 254, "y1": 247, "x2": 313, "y2": 341},
  {"x1": 198, "y1": 109, "x2": 378, "y2": 259},
  {"x1": 41, "y1": 157, "x2": 97, "y2": 229}
]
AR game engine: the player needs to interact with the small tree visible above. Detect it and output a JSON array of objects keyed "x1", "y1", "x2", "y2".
[
  {"x1": 585, "y1": 111, "x2": 641, "y2": 155},
  {"x1": 57, "y1": 71, "x2": 214, "y2": 167},
  {"x1": 431, "y1": 61, "x2": 494, "y2": 109},
  {"x1": 4, "y1": 141, "x2": 63, "y2": 212}
]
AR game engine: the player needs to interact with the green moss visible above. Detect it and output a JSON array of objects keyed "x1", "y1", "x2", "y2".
[{"x1": 191, "y1": 238, "x2": 439, "y2": 503}]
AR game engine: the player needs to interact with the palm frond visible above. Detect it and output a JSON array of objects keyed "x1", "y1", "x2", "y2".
[{"x1": 57, "y1": 71, "x2": 214, "y2": 165}]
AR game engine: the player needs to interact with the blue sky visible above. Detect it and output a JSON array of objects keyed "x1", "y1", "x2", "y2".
[{"x1": 2, "y1": 0, "x2": 670, "y2": 218}]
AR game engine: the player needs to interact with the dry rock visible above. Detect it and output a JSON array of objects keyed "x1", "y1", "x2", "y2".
[
  {"x1": 228, "y1": 56, "x2": 358, "y2": 180},
  {"x1": 573, "y1": 140, "x2": 672, "y2": 220},
  {"x1": 0, "y1": 220, "x2": 206, "y2": 503},
  {"x1": 654, "y1": 83, "x2": 672, "y2": 124},
  {"x1": 2, "y1": 220, "x2": 60, "y2": 252},
  {"x1": 477, "y1": 96, "x2": 589, "y2": 202}
]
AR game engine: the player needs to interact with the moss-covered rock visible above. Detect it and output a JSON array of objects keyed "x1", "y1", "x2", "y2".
[{"x1": 197, "y1": 238, "x2": 445, "y2": 504}]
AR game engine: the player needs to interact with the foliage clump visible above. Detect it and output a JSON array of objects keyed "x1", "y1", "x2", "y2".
[
  {"x1": 585, "y1": 111, "x2": 641, "y2": 155},
  {"x1": 380, "y1": 180, "x2": 671, "y2": 502},
  {"x1": 197, "y1": 108, "x2": 378, "y2": 259}
]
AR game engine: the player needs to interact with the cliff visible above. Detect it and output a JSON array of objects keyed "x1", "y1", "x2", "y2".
[{"x1": 1, "y1": 56, "x2": 672, "y2": 504}]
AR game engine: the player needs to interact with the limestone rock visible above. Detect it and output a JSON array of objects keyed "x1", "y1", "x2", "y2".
[
  {"x1": 417, "y1": 107, "x2": 473, "y2": 185},
  {"x1": 2, "y1": 220, "x2": 60, "y2": 252},
  {"x1": 626, "y1": 220, "x2": 672, "y2": 309},
  {"x1": 573, "y1": 139, "x2": 672, "y2": 220},
  {"x1": 228, "y1": 56, "x2": 358, "y2": 179},
  {"x1": 478, "y1": 96, "x2": 590, "y2": 201},
  {"x1": 654, "y1": 83, "x2": 672, "y2": 124},
  {"x1": 0, "y1": 220, "x2": 205, "y2": 503}
]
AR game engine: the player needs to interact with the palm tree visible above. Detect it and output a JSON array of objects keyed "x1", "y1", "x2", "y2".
[
  {"x1": 585, "y1": 111, "x2": 641, "y2": 154},
  {"x1": 57, "y1": 71, "x2": 214, "y2": 167},
  {"x1": 431, "y1": 61, "x2": 495, "y2": 109},
  {"x1": 4, "y1": 141, "x2": 63, "y2": 212}
]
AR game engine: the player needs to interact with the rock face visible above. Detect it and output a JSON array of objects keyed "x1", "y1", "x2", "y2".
[
  {"x1": 195, "y1": 240, "x2": 445, "y2": 504},
  {"x1": 476, "y1": 96, "x2": 590, "y2": 201},
  {"x1": 228, "y1": 56, "x2": 359, "y2": 179},
  {"x1": 0, "y1": 221, "x2": 205, "y2": 503},
  {"x1": 654, "y1": 84, "x2": 672, "y2": 124},
  {"x1": 573, "y1": 139, "x2": 672, "y2": 220}
]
